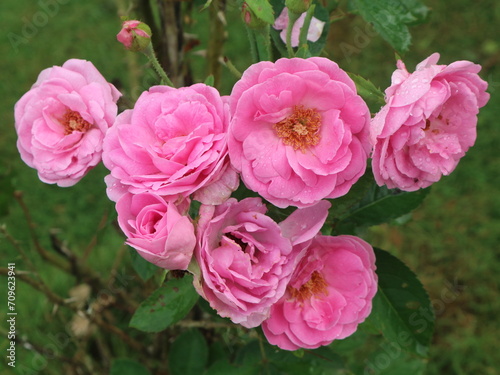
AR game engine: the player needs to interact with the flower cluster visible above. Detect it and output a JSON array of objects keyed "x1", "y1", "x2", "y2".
[{"x1": 13, "y1": 16, "x2": 488, "y2": 351}]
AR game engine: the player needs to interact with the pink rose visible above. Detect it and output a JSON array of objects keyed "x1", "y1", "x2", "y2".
[
  {"x1": 102, "y1": 84, "x2": 237, "y2": 204},
  {"x1": 194, "y1": 197, "x2": 330, "y2": 328},
  {"x1": 273, "y1": 8, "x2": 325, "y2": 47},
  {"x1": 116, "y1": 20, "x2": 152, "y2": 52},
  {"x1": 262, "y1": 235, "x2": 377, "y2": 350},
  {"x1": 116, "y1": 192, "x2": 195, "y2": 270},
  {"x1": 14, "y1": 59, "x2": 121, "y2": 186},
  {"x1": 228, "y1": 57, "x2": 371, "y2": 208},
  {"x1": 371, "y1": 53, "x2": 490, "y2": 191}
]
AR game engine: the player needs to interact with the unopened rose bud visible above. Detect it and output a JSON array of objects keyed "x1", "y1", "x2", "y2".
[
  {"x1": 117, "y1": 20, "x2": 152, "y2": 52},
  {"x1": 241, "y1": 2, "x2": 268, "y2": 29},
  {"x1": 285, "y1": 0, "x2": 313, "y2": 15}
]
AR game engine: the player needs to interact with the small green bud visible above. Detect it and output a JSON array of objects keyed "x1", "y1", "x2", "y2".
[
  {"x1": 285, "y1": 0, "x2": 313, "y2": 15},
  {"x1": 241, "y1": 2, "x2": 268, "y2": 29}
]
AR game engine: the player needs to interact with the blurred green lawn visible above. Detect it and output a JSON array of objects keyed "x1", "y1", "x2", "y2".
[{"x1": 0, "y1": 0, "x2": 499, "y2": 374}]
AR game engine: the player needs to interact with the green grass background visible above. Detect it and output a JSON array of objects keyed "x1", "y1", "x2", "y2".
[{"x1": 0, "y1": 0, "x2": 499, "y2": 374}]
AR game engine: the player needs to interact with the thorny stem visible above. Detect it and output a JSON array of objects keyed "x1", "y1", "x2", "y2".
[
  {"x1": 143, "y1": 43, "x2": 175, "y2": 87},
  {"x1": 222, "y1": 57, "x2": 243, "y2": 79},
  {"x1": 245, "y1": 24, "x2": 259, "y2": 62},
  {"x1": 286, "y1": 10, "x2": 301, "y2": 57},
  {"x1": 298, "y1": 5, "x2": 316, "y2": 48},
  {"x1": 255, "y1": 25, "x2": 273, "y2": 62}
]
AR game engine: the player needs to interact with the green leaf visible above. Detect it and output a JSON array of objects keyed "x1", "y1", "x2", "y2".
[
  {"x1": 205, "y1": 359, "x2": 260, "y2": 375},
  {"x1": 331, "y1": 175, "x2": 430, "y2": 234},
  {"x1": 129, "y1": 248, "x2": 159, "y2": 281},
  {"x1": 295, "y1": 45, "x2": 312, "y2": 58},
  {"x1": 129, "y1": 274, "x2": 198, "y2": 332},
  {"x1": 204, "y1": 75, "x2": 215, "y2": 87},
  {"x1": 368, "y1": 248, "x2": 434, "y2": 357},
  {"x1": 200, "y1": 0, "x2": 213, "y2": 12},
  {"x1": 245, "y1": 0, "x2": 275, "y2": 25},
  {"x1": 169, "y1": 329, "x2": 208, "y2": 375},
  {"x1": 348, "y1": 72, "x2": 386, "y2": 112},
  {"x1": 365, "y1": 350, "x2": 427, "y2": 375},
  {"x1": 352, "y1": 0, "x2": 429, "y2": 53},
  {"x1": 110, "y1": 359, "x2": 151, "y2": 375}
]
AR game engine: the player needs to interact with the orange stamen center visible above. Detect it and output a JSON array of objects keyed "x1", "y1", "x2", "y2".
[
  {"x1": 289, "y1": 271, "x2": 329, "y2": 302},
  {"x1": 61, "y1": 110, "x2": 92, "y2": 135},
  {"x1": 274, "y1": 105, "x2": 321, "y2": 151}
]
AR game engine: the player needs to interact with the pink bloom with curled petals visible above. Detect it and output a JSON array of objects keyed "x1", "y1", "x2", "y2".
[
  {"x1": 371, "y1": 53, "x2": 490, "y2": 191},
  {"x1": 262, "y1": 235, "x2": 377, "y2": 350},
  {"x1": 116, "y1": 192, "x2": 195, "y2": 270},
  {"x1": 14, "y1": 59, "x2": 121, "y2": 187},
  {"x1": 102, "y1": 84, "x2": 238, "y2": 204},
  {"x1": 194, "y1": 197, "x2": 330, "y2": 328},
  {"x1": 228, "y1": 57, "x2": 371, "y2": 208}
]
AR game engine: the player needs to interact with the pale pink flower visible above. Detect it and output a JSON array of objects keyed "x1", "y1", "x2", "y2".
[
  {"x1": 116, "y1": 192, "x2": 195, "y2": 270},
  {"x1": 228, "y1": 57, "x2": 371, "y2": 208},
  {"x1": 194, "y1": 197, "x2": 330, "y2": 328},
  {"x1": 14, "y1": 59, "x2": 121, "y2": 186},
  {"x1": 273, "y1": 7, "x2": 325, "y2": 47},
  {"x1": 262, "y1": 235, "x2": 377, "y2": 350},
  {"x1": 371, "y1": 53, "x2": 490, "y2": 191},
  {"x1": 102, "y1": 84, "x2": 237, "y2": 204}
]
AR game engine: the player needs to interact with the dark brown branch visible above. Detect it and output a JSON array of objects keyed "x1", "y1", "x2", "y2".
[
  {"x1": 13, "y1": 191, "x2": 71, "y2": 273},
  {"x1": 0, "y1": 267, "x2": 145, "y2": 354}
]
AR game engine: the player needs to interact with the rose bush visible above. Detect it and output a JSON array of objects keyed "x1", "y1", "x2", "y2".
[
  {"x1": 14, "y1": 59, "x2": 121, "y2": 186},
  {"x1": 194, "y1": 197, "x2": 330, "y2": 328},
  {"x1": 262, "y1": 235, "x2": 377, "y2": 350},
  {"x1": 102, "y1": 84, "x2": 237, "y2": 204},
  {"x1": 371, "y1": 53, "x2": 490, "y2": 191},
  {"x1": 116, "y1": 192, "x2": 195, "y2": 270},
  {"x1": 228, "y1": 57, "x2": 371, "y2": 208}
]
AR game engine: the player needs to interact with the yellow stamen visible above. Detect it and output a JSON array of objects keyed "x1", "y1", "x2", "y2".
[
  {"x1": 274, "y1": 105, "x2": 321, "y2": 151},
  {"x1": 61, "y1": 110, "x2": 92, "y2": 135},
  {"x1": 288, "y1": 271, "x2": 329, "y2": 302}
]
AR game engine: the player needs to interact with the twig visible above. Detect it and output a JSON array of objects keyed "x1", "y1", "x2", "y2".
[
  {"x1": 0, "y1": 267, "x2": 145, "y2": 354},
  {"x1": 0, "y1": 267, "x2": 66, "y2": 305},
  {"x1": 82, "y1": 209, "x2": 110, "y2": 263},
  {"x1": 207, "y1": 0, "x2": 226, "y2": 87},
  {"x1": 13, "y1": 191, "x2": 71, "y2": 273},
  {"x1": 92, "y1": 314, "x2": 144, "y2": 352},
  {"x1": 1, "y1": 225, "x2": 37, "y2": 272},
  {"x1": 107, "y1": 243, "x2": 126, "y2": 285},
  {"x1": 175, "y1": 320, "x2": 243, "y2": 330}
]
